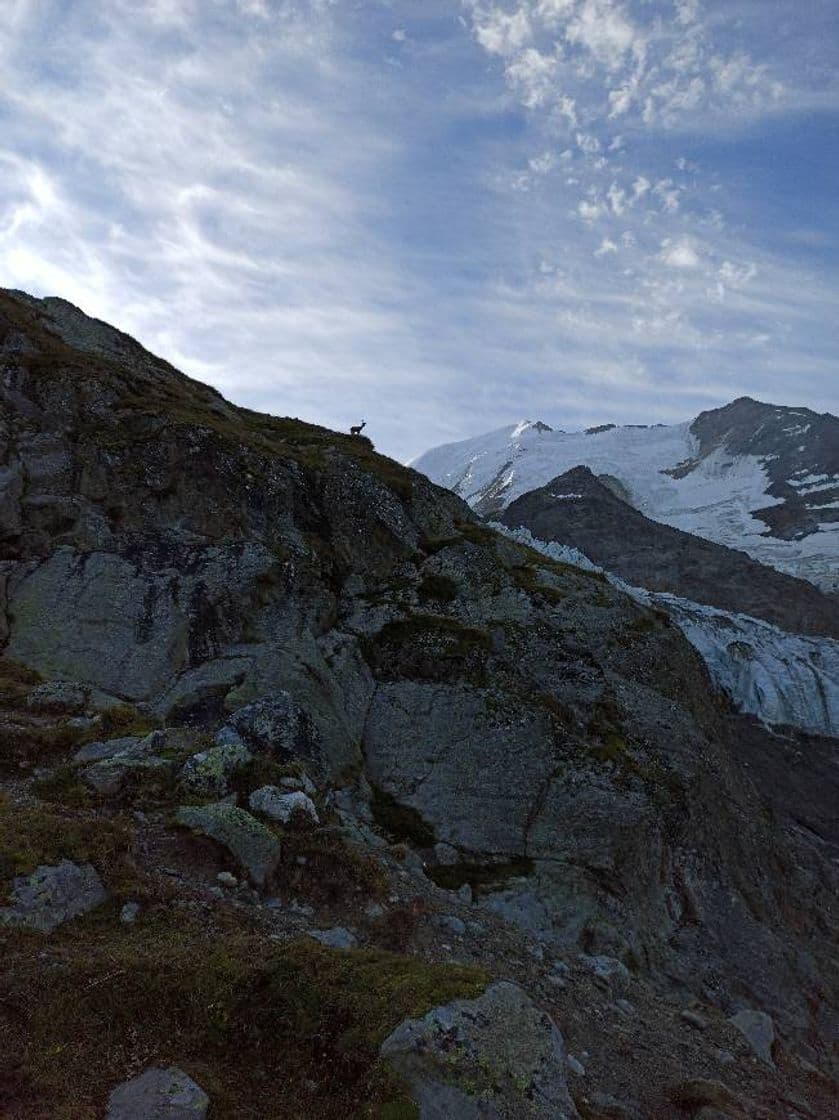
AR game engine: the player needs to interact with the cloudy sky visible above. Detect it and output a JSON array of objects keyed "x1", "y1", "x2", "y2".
[{"x1": 1, "y1": 0, "x2": 837, "y2": 459}]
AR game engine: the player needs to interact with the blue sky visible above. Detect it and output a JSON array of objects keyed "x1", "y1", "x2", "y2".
[{"x1": 1, "y1": 0, "x2": 837, "y2": 460}]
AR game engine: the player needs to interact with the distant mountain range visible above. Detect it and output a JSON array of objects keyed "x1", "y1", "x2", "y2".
[{"x1": 413, "y1": 397, "x2": 839, "y2": 593}]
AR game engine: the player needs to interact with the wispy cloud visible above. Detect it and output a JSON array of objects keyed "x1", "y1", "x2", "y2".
[{"x1": 0, "y1": 1, "x2": 836, "y2": 458}]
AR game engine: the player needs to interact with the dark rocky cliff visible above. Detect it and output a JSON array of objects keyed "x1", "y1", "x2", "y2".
[
  {"x1": 500, "y1": 465, "x2": 839, "y2": 638},
  {"x1": 0, "y1": 290, "x2": 836, "y2": 1119}
]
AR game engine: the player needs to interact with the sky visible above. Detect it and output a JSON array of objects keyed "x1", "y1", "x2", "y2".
[{"x1": 1, "y1": 0, "x2": 837, "y2": 461}]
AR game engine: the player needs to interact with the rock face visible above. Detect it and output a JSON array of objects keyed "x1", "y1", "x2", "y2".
[
  {"x1": 380, "y1": 981, "x2": 579, "y2": 1119},
  {"x1": 0, "y1": 288, "x2": 837, "y2": 1089},
  {"x1": 105, "y1": 1066, "x2": 209, "y2": 1119},
  {"x1": 499, "y1": 466, "x2": 839, "y2": 640},
  {"x1": 0, "y1": 860, "x2": 107, "y2": 931}
]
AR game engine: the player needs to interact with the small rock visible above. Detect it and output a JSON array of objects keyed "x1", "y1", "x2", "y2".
[
  {"x1": 613, "y1": 999, "x2": 636, "y2": 1018},
  {"x1": 466, "y1": 920, "x2": 486, "y2": 936},
  {"x1": 175, "y1": 802, "x2": 281, "y2": 886},
  {"x1": 567, "y1": 1055, "x2": 586, "y2": 1076},
  {"x1": 75, "y1": 735, "x2": 146, "y2": 765},
  {"x1": 0, "y1": 861, "x2": 107, "y2": 932},
  {"x1": 216, "y1": 871, "x2": 238, "y2": 888},
  {"x1": 729, "y1": 1008, "x2": 776, "y2": 1067},
  {"x1": 580, "y1": 954, "x2": 631, "y2": 985},
  {"x1": 105, "y1": 1065, "x2": 209, "y2": 1119},
  {"x1": 179, "y1": 741, "x2": 252, "y2": 799},
  {"x1": 309, "y1": 927, "x2": 358, "y2": 950},
  {"x1": 248, "y1": 786, "x2": 319, "y2": 827},
  {"x1": 716, "y1": 1049, "x2": 735, "y2": 1066},
  {"x1": 120, "y1": 901, "x2": 141, "y2": 925},
  {"x1": 681, "y1": 1008, "x2": 709, "y2": 1030},
  {"x1": 457, "y1": 882, "x2": 473, "y2": 905}
]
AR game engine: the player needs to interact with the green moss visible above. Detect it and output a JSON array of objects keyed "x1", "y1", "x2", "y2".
[
  {"x1": 509, "y1": 564, "x2": 567, "y2": 605},
  {"x1": 371, "y1": 787, "x2": 436, "y2": 849},
  {"x1": 455, "y1": 520, "x2": 499, "y2": 548},
  {"x1": 0, "y1": 909, "x2": 486, "y2": 1119},
  {"x1": 589, "y1": 733, "x2": 627, "y2": 764},
  {"x1": 366, "y1": 614, "x2": 490, "y2": 664},
  {"x1": 428, "y1": 858, "x2": 534, "y2": 895}
]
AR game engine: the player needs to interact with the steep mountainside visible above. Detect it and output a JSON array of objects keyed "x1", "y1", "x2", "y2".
[
  {"x1": 499, "y1": 466, "x2": 839, "y2": 640},
  {"x1": 1, "y1": 290, "x2": 837, "y2": 1120},
  {"x1": 413, "y1": 401, "x2": 839, "y2": 591}
]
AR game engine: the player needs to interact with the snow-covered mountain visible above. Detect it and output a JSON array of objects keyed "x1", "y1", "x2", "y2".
[{"x1": 413, "y1": 397, "x2": 839, "y2": 592}]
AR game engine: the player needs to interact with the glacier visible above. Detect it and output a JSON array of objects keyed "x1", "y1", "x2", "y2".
[{"x1": 492, "y1": 523, "x2": 839, "y2": 739}]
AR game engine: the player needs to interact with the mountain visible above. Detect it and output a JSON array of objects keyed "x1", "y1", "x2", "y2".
[
  {"x1": 1, "y1": 289, "x2": 837, "y2": 1119},
  {"x1": 413, "y1": 399, "x2": 839, "y2": 592},
  {"x1": 499, "y1": 465, "x2": 839, "y2": 640}
]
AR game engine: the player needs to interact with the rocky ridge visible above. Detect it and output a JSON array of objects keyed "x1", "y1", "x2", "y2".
[{"x1": 0, "y1": 289, "x2": 837, "y2": 1119}]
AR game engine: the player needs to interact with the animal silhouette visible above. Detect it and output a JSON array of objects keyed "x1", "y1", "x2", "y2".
[{"x1": 350, "y1": 420, "x2": 366, "y2": 436}]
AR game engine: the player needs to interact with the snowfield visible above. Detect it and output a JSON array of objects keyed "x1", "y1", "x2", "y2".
[
  {"x1": 414, "y1": 419, "x2": 838, "y2": 591},
  {"x1": 493, "y1": 524, "x2": 839, "y2": 739}
]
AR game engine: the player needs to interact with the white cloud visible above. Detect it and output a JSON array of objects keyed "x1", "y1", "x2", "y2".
[
  {"x1": 594, "y1": 237, "x2": 618, "y2": 256},
  {"x1": 472, "y1": 5, "x2": 532, "y2": 57},
  {"x1": 660, "y1": 237, "x2": 701, "y2": 268},
  {"x1": 565, "y1": 0, "x2": 643, "y2": 72}
]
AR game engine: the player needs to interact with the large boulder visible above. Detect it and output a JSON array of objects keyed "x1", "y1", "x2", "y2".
[
  {"x1": 81, "y1": 733, "x2": 174, "y2": 796},
  {"x1": 106, "y1": 1065, "x2": 209, "y2": 1119},
  {"x1": 380, "y1": 981, "x2": 579, "y2": 1119},
  {"x1": 175, "y1": 802, "x2": 281, "y2": 886},
  {"x1": 0, "y1": 860, "x2": 107, "y2": 932},
  {"x1": 218, "y1": 694, "x2": 322, "y2": 773}
]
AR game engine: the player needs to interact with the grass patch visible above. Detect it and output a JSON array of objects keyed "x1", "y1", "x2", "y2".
[
  {"x1": 31, "y1": 766, "x2": 93, "y2": 809},
  {"x1": 276, "y1": 828, "x2": 388, "y2": 905},
  {"x1": 0, "y1": 910, "x2": 486, "y2": 1119},
  {"x1": 509, "y1": 564, "x2": 568, "y2": 606},
  {"x1": 0, "y1": 805, "x2": 133, "y2": 894}
]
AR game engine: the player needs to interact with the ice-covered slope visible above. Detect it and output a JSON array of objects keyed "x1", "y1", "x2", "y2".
[
  {"x1": 494, "y1": 524, "x2": 839, "y2": 738},
  {"x1": 413, "y1": 399, "x2": 839, "y2": 592}
]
